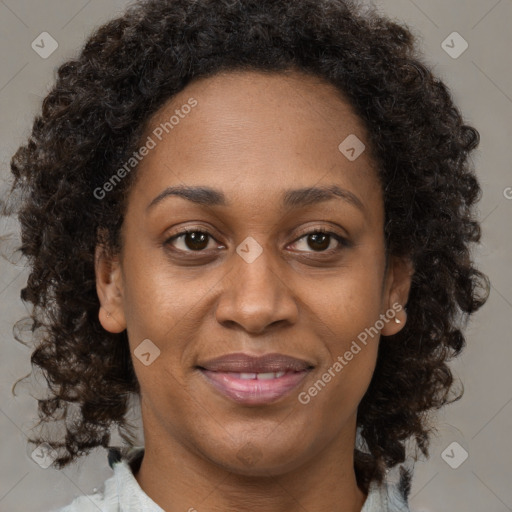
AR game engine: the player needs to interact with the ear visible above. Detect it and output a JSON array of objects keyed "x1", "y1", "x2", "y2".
[
  {"x1": 95, "y1": 242, "x2": 127, "y2": 333},
  {"x1": 380, "y1": 255, "x2": 414, "y2": 336}
]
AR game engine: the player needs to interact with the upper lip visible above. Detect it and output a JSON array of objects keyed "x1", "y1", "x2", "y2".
[{"x1": 197, "y1": 352, "x2": 314, "y2": 373}]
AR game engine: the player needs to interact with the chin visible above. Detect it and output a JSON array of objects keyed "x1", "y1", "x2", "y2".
[{"x1": 205, "y1": 438, "x2": 311, "y2": 477}]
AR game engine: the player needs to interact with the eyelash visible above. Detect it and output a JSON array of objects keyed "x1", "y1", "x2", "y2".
[{"x1": 164, "y1": 227, "x2": 349, "y2": 255}]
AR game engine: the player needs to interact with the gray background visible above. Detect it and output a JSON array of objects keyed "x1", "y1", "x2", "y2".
[{"x1": 0, "y1": 1, "x2": 511, "y2": 511}]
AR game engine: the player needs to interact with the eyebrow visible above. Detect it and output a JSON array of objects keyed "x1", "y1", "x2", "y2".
[{"x1": 146, "y1": 184, "x2": 366, "y2": 214}]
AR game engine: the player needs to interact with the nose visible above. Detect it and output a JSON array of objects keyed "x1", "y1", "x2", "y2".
[{"x1": 215, "y1": 241, "x2": 299, "y2": 334}]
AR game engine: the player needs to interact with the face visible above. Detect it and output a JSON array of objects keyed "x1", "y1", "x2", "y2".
[{"x1": 96, "y1": 69, "x2": 412, "y2": 476}]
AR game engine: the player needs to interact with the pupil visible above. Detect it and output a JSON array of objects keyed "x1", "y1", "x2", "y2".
[
  {"x1": 186, "y1": 232, "x2": 208, "y2": 250},
  {"x1": 309, "y1": 233, "x2": 329, "y2": 251}
]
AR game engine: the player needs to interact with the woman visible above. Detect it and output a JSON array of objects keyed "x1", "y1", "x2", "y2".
[{"x1": 5, "y1": 0, "x2": 489, "y2": 510}]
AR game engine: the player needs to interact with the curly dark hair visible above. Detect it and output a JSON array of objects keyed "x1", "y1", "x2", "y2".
[{"x1": 4, "y1": 0, "x2": 489, "y2": 495}]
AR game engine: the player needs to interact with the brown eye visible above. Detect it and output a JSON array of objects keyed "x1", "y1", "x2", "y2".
[
  {"x1": 166, "y1": 230, "x2": 215, "y2": 251},
  {"x1": 306, "y1": 232, "x2": 331, "y2": 251},
  {"x1": 291, "y1": 230, "x2": 347, "y2": 253}
]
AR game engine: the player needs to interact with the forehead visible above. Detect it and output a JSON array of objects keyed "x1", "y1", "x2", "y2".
[{"x1": 131, "y1": 69, "x2": 381, "y2": 218}]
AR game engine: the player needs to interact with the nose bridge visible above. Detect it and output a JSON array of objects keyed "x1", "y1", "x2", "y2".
[
  {"x1": 215, "y1": 237, "x2": 298, "y2": 332},
  {"x1": 235, "y1": 238, "x2": 279, "y2": 297}
]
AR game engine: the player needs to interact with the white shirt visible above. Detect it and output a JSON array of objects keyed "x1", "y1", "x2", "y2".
[{"x1": 53, "y1": 447, "x2": 412, "y2": 511}]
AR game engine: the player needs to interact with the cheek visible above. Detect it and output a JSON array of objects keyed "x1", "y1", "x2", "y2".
[
  {"x1": 298, "y1": 254, "x2": 384, "y2": 401},
  {"x1": 120, "y1": 248, "x2": 206, "y2": 337},
  {"x1": 302, "y1": 253, "x2": 385, "y2": 337},
  {"x1": 302, "y1": 292, "x2": 381, "y2": 422},
  {"x1": 119, "y1": 251, "x2": 226, "y2": 398},
  {"x1": 308, "y1": 348, "x2": 378, "y2": 429}
]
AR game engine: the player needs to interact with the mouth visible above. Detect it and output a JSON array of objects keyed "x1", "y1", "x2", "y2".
[{"x1": 196, "y1": 352, "x2": 314, "y2": 405}]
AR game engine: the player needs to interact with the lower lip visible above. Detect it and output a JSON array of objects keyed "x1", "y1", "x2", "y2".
[{"x1": 199, "y1": 369, "x2": 310, "y2": 405}]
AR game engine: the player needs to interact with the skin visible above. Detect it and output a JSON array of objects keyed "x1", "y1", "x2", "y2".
[{"x1": 95, "y1": 69, "x2": 413, "y2": 512}]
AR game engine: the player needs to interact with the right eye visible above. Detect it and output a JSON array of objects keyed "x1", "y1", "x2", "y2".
[{"x1": 164, "y1": 228, "x2": 221, "y2": 252}]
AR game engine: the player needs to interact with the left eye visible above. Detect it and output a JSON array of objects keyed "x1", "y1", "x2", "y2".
[{"x1": 291, "y1": 230, "x2": 346, "y2": 253}]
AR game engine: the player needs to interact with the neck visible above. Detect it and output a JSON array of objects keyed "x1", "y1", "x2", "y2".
[{"x1": 134, "y1": 415, "x2": 367, "y2": 512}]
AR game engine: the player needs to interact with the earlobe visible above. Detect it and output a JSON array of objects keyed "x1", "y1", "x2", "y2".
[
  {"x1": 380, "y1": 299, "x2": 408, "y2": 336},
  {"x1": 95, "y1": 243, "x2": 127, "y2": 333},
  {"x1": 381, "y1": 256, "x2": 414, "y2": 337}
]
